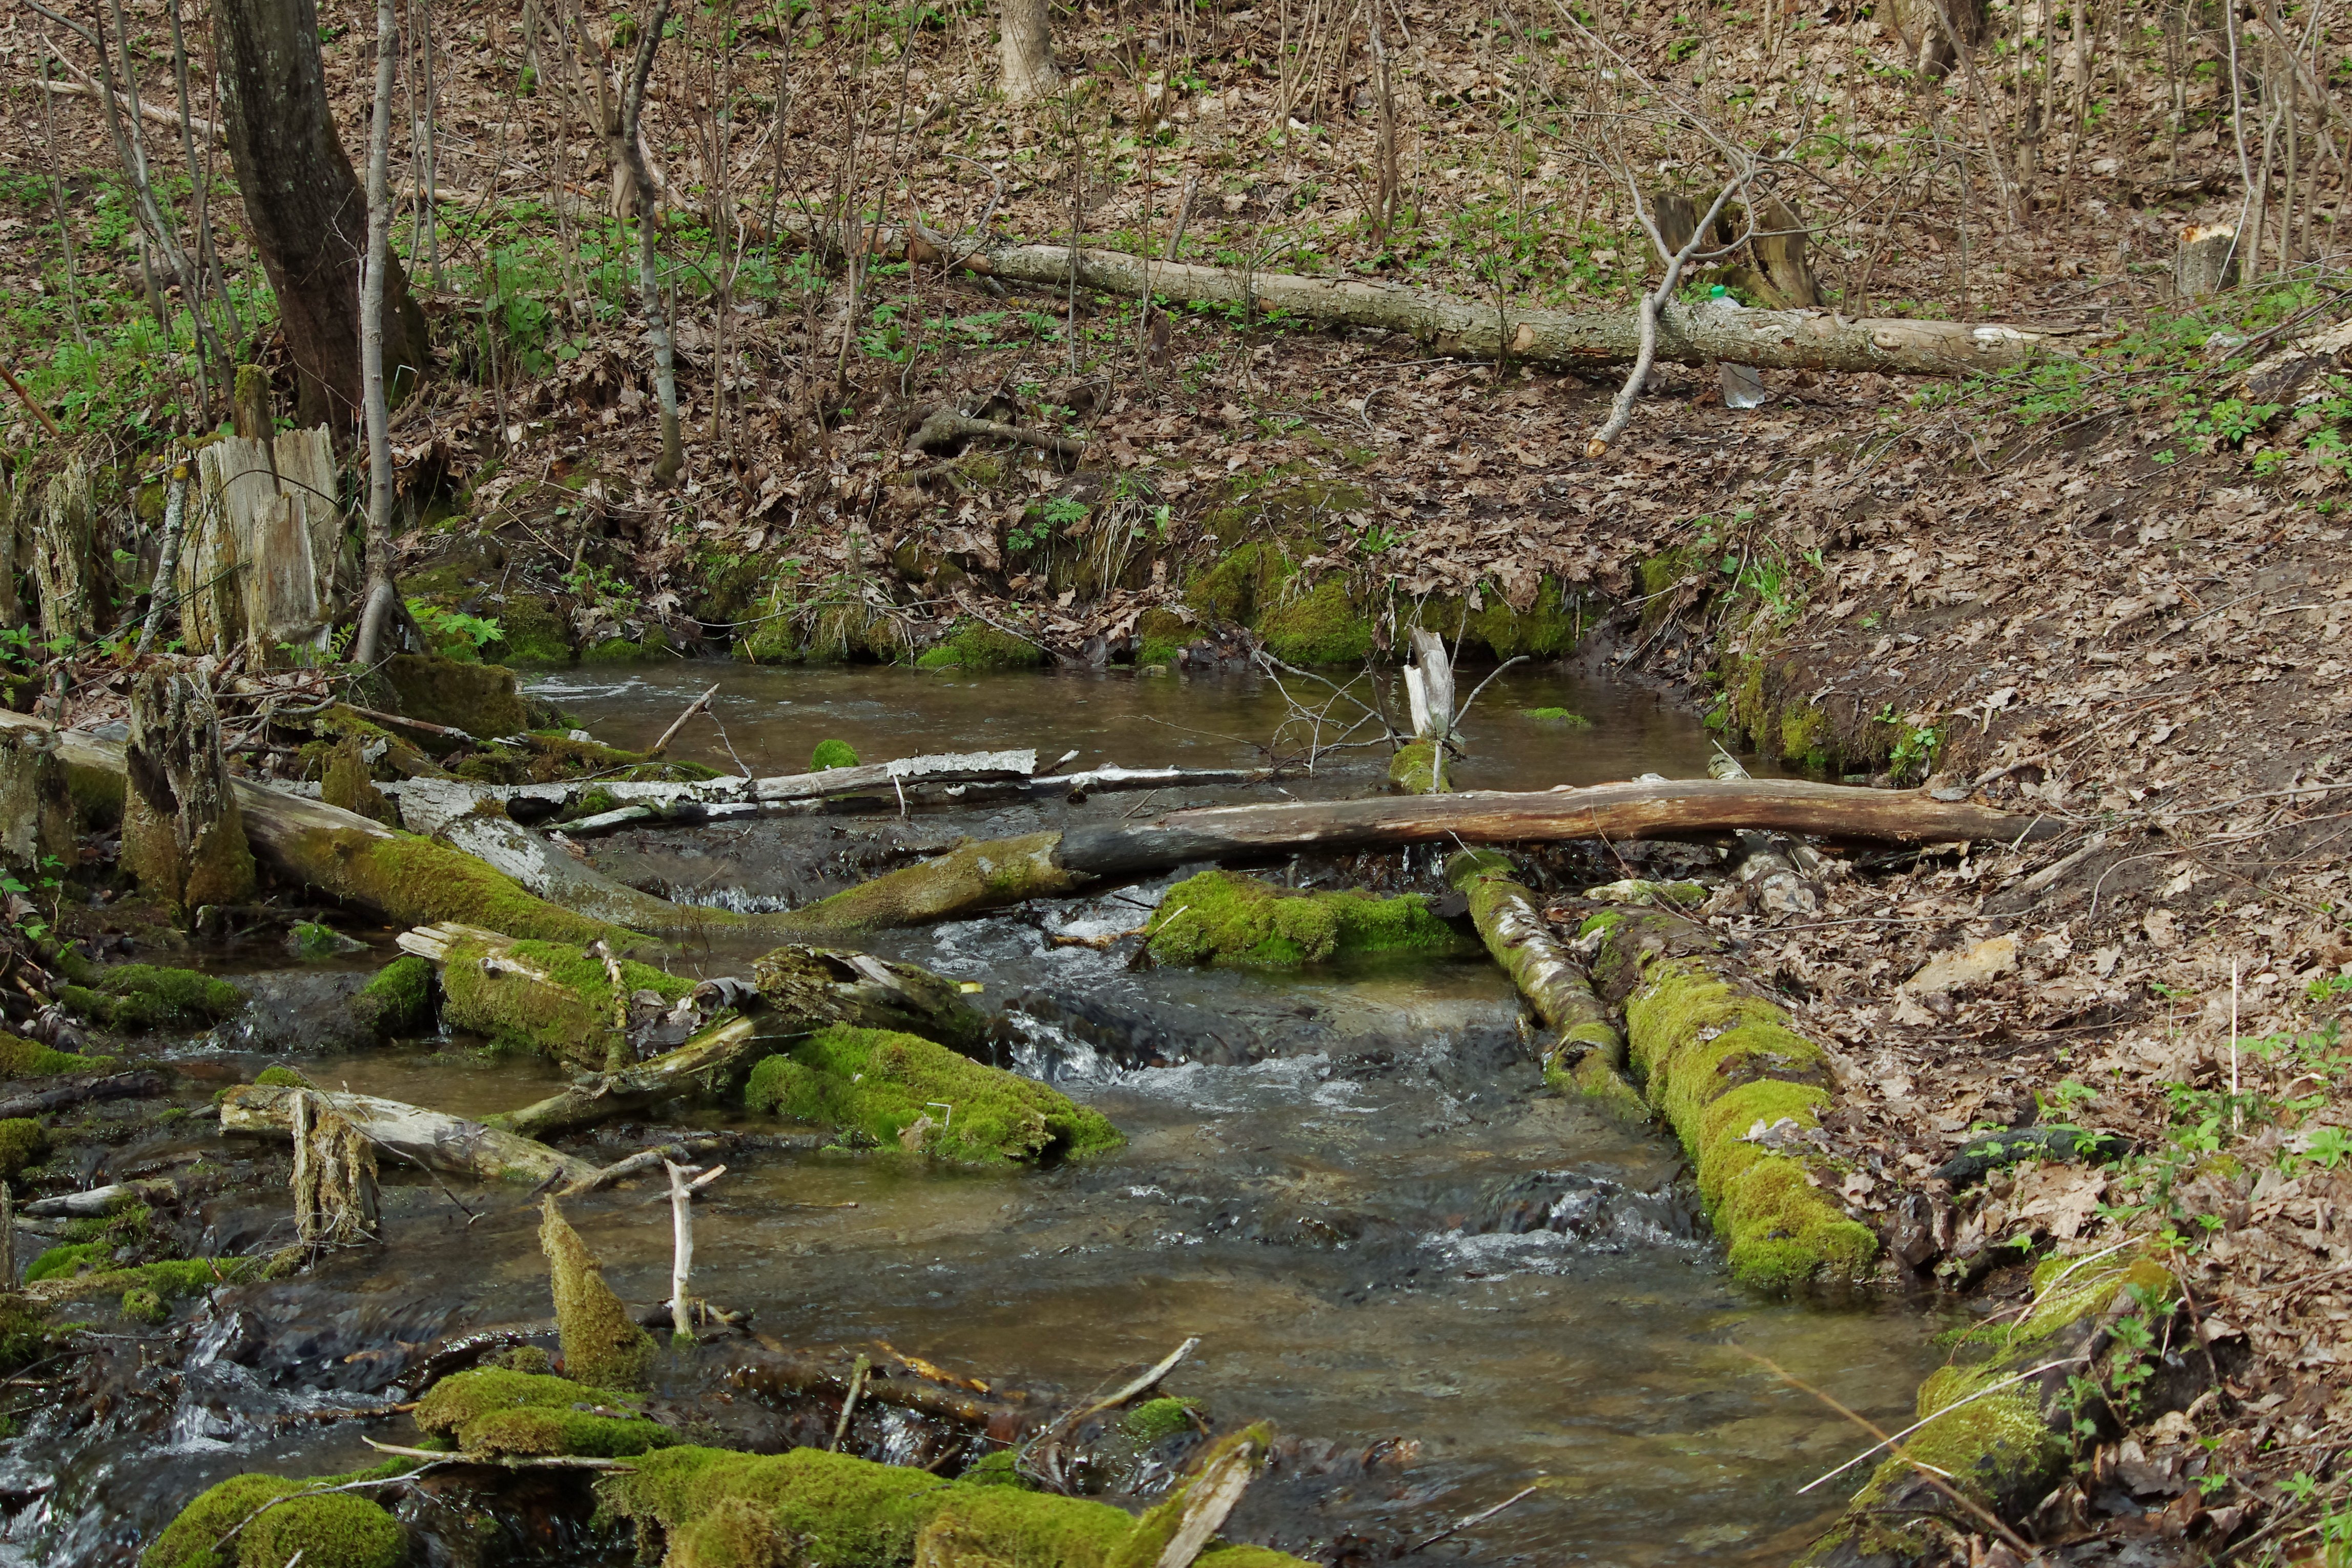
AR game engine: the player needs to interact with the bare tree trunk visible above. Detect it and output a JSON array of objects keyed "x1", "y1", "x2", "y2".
[
  {"x1": 135, "y1": 448, "x2": 191, "y2": 656},
  {"x1": 617, "y1": 0, "x2": 685, "y2": 485},
  {"x1": 215, "y1": 0, "x2": 429, "y2": 432},
  {"x1": 352, "y1": 0, "x2": 402, "y2": 667},
  {"x1": 999, "y1": 0, "x2": 1061, "y2": 101}
]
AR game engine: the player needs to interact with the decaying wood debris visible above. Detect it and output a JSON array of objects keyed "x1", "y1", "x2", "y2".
[{"x1": 221, "y1": 1082, "x2": 599, "y2": 1187}]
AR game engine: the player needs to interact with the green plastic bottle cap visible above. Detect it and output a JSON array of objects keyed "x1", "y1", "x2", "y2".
[{"x1": 1708, "y1": 284, "x2": 1728, "y2": 298}]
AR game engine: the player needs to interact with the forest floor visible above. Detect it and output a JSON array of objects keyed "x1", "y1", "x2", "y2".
[{"x1": 6, "y1": 0, "x2": 2352, "y2": 1558}]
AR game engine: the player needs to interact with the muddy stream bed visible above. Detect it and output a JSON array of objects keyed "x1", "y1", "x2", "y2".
[{"x1": 6, "y1": 666, "x2": 1951, "y2": 1568}]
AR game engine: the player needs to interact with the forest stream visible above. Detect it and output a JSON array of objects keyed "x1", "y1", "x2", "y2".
[{"x1": 7, "y1": 666, "x2": 1950, "y2": 1568}]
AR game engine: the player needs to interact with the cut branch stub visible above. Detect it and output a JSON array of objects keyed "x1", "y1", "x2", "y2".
[{"x1": 121, "y1": 670, "x2": 255, "y2": 919}]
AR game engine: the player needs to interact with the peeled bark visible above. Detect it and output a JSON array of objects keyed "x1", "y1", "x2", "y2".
[
  {"x1": 216, "y1": 0, "x2": 428, "y2": 430},
  {"x1": 120, "y1": 671, "x2": 256, "y2": 918},
  {"x1": 221, "y1": 1082, "x2": 597, "y2": 1187}
]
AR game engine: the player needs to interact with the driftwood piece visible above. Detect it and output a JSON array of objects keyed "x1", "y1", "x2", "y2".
[
  {"x1": 820, "y1": 223, "x2": 2062, "y2": 376},
  {"x1": 0, "y1": 1070, "x2": 169, "y2": 1121},
  {"x1": 491, "y1": 1016, "x2": 767, "y2": 1141},
  {"x1": 221, "y1": 1082, "x2": 598, "y2": 1187},
  {"x1": 647, "y1": 684, "x2": 719, "y2": 758},
  {"x1": 121, "y1": 670, "x2": 256, "y2": 917},
  {"x1": 776, "y1": 778, "x2": 2054, "y2": 933},
  {"x1": 184, "y1": 426, "x2": 352, "y2": 665},
  {"x1": 23, "y1": 1172, "x2": 181, "y2": 1218}
]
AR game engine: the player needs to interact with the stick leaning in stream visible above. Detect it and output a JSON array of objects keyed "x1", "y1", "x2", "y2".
[{"x1": 770, "y1": 778, "x2": 2060, "y2": 933}]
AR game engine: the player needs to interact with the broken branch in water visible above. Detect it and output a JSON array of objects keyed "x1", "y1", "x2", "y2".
[
  {"x1": 647, "y1": 683, "x2": 720, "y2": 759},
  {"x1": 1405, "y1": 1484, "x2": 1541, "y2": 1554},
  {"x1": 220, "y1": 1083, "x2": 599, "y2": 1188}
]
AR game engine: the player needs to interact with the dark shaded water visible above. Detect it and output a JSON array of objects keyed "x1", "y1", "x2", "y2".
[{"x1": 2, "y1": 665, "x2": 1930, "y2": 1568}]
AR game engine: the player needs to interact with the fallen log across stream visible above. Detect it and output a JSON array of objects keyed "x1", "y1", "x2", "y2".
[
  {"x1": 774, "y1": 778, "x2": 2059, "y2": 933},
  {"x1": 219, "y1": 1082, "x2": 599, "y2": 1187}
]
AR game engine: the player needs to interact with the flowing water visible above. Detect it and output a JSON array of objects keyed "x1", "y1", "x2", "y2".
[{"x1": 2, "y1": 664, "x2": 1948, "y2": 1568}]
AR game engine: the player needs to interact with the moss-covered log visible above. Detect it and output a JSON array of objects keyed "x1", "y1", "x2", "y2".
[
  {"x1": 120, "y1": 671, "x2": 256, "y2": 918},
  {"x1": 746, "y1": 1025, "x2": 1122, "y2": 1164},
  {"x1": 1799, "y1": 1252, "x2": 2180, "y2": 1567},
  {"x1": 1444, "y1": 850, "x2": 1643, "y2": 1117},
  {"x1": 605, "y1": 1429, "x2": 1310, "y2": 1568},
  {"x1": 414, "y1": 924, "x2": 696, "y2": 1071},
  {"x1": 542, "y1": 1198, "x2": 657, "y2": 1389},
  {"x1": 430, "y1": 810, "x2": 758, "y2": 937},
  {"x1": 221, "y1": 1083, "x2": 598, "y2": 1187},
  {"x1": 1143, "y1": 870, "x2": 1471, "y2": 968},
  {"x1": 773, "y1": 830, "x2": 1085, "y2": 935},
  {"x1": 1588, "y1": 907, "x2": 1875, "y2": 1290},
  {"x1": 492, "y1": 1015, "x2": 765, "y2": 1140}
]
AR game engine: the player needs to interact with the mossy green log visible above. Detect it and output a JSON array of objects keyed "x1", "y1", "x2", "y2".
[
  {"x1": 58, "y1": 964, "x2": 243, "y2": 1032},
  {"x1": 1386, "y1": 738, "x2": 1441, "y2": 794},
  {"x1": 1799, "y1": 1252, "x2": 2178, "y2": 1567},
  {"x1": 416, "y1": 1367, "x2": 671, "y2": 1457},
  {"x1": 140, "y1": 1470, "x2": 405, "y2": 1568},
  {"x1": 438, "y1": 933, "x2": 693, "y2": 1069},
  {"x1": 1143, "y1": 870, "x2": 1471, "y2": 969},
  {"x1": 771, "y1": 831, "x2": 1082, "y2": 935},
  {"x1": 602, "y1": 1435, "x2": 1316, "y2": 1568},
  {"x1": 745, "y1": 1024, "x2": 1122, "y2": 1165},
  {"x1": 1594, "y1": 912, "x2": 1875, "y2": 1290},
  {"x1": 541, "y1": 1198, "x2": 656, "y2": 1390},
  {"x1": 0, "y1": 1033, "x2": 118, "y2": 1077}
]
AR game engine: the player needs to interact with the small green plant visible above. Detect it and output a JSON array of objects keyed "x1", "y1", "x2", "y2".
[
  {"x1": 0, "y1": 854, "x2": 66, "y2": 943},
  {"x1": 1887, "y1": 723, "x2": 1940, "y2": 782},
  {"x1": 407, "y1": 600, "x2": 505, "y2": 653}
]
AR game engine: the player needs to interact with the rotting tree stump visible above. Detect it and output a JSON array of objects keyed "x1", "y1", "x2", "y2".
[{"x1": 120, "y1": 671, "x2": 256, "y2": 919}]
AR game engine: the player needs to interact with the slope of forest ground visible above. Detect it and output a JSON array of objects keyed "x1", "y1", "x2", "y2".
[{"x1": 5, "y1": 0, "x2": 2352, "y2": 1559}]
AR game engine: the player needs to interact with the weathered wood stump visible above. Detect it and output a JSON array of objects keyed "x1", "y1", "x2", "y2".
[
  {"x1": 0, "y1": 727, "x2": 77, "y2": 875},
  {"x1": 2176, "y1": 223, "x2": 2241, "y2": 298},
  {"x1": 120, "y1": 671, "x2": 256, "y2": 918},
  {"x1": 28, "y1": 458, "x2": 97, "y2": 646},
  {"x1": 183, "y1": 424, "x2": 350, "y2": 665},
  {"x1": 290, "y1": 1087, "x2": 380, "y2": 1247}
]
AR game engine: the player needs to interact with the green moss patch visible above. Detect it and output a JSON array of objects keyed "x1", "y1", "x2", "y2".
[
  {"x1": 416, "y1": 1367, "x2": 669, "y2": 1457},
  {"x1": 1520, "y1": 707, "x2": 1592, "y2": 726},
  {"x1": 811, "y1": 739, "x2": 861, "y2": 771},
  {"x1": 1122, "y1": 1397, "x2": 1202, "y2": 1443},
  {"x1": 1386, "y1": 739, "x2": 1441, "y2": 794},
  {"x1": 604, "y1": 1441, "x2": 1316, "y2": 1568},
  {"x1": 349, "y1": 955, "x2": 435, "y2": 1038},
  {"x1": 0, "y1": 1033, "x2": 117, "y2": 1077},
  {"x1": 0, "y1": 1117, "x2": 46, "y2": 1180},
  {"x1": 380, "y1": 654, "x2": 531, "y2": 741},
  {"x1": 773, "y1": 832, "x2": 1080, "y2": 935},
  {"x1": 1256, "y1": 578, "x2": 1371, "y2": 666},
  {"x1": 59, "y1": 964, "x2": 243, "y2": 1032},
  {"x1": 140, "y1": 1471, "x2": 405, "y2": 1568},
  {"x1": 745, "y1": 1025, "x2": 1121, "y2": 1165},
  {"x1": 1144, "y1": 871, "x2": 1470, "y2": 970},
  {"x1": 913, "y1": 620, "x2": 1045, "y2": 670},
  {"x1": 1615, "y1": 954, "x2": 1874, "y2": 1290}
]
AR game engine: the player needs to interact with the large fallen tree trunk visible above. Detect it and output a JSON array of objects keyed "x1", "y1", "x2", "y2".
[
  {"x1": 220, "y1": 1082, "x2": 597, "y2": 1187},
  {"x1": 829, "y1": 222, "x2": 2062, "y2": 377},
  {"x1": 774, "y1": 778, "x2": 2055, "y2": 933}
]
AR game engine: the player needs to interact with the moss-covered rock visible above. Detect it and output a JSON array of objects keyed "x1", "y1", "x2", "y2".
[
  {"x1": 485, "y1": 594, "x2": 574, "y2": 665},
  {"x1": 140, "y1": 1471, "x2": 405, "y2": 1568},
  {"x1": 380, "y1": 654, "x2": 531, "y2": 741},
  {"x1": 541, "y1": 1199, "x2": 656, "y2": 1391},
  {"x1": 0, "y1": 1117, "x2": 45, "y2": 1182},
  {"x1": 811, "y1": 739, "x2": 861, "y2": 771},
  {"x1": 1143, "y1": 871, "x2": 1471, "y2": 969},
  {"x1": 348, "y1": 955, "x2": 435, "y2": 1039},
  {"x1": 1520, "y1": 707, "x2": 1592, "y2": 726},
  {"x1": 254, "y1": 1066, "x2": 307, "y2": 1088},
  {"x1": 1256, "y1": 578, "x2": 1372, "y2": 666},
  {"x1": 416, "y1": 1367, "x2": 670, "y2": 1457},
  {"x1": 1132, "y1": 608, "x2": 1193, "y2": 667},
  {"x1": 1122, "y1": 1397, "x2": 1202, "y2": 1443},
  {"x1": 58, "y1": 964, "x2": 244, "y2": 1032},
  {"x1": 440, "y1": 936, "x2": 693, "y2": 1069},
  {"x1": 745, "y1": 1024, "x2": 1121, "y2": 1165},
  {"x1": 120, "y1": 1285, "x2": 168, "y2": 1324},
  {"x1": 0, "y1": 1033, "x2": 117, "y2": 1077},
  {"x1": 912, "y1": 620, "x2": 1045, "y2": 671}
]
